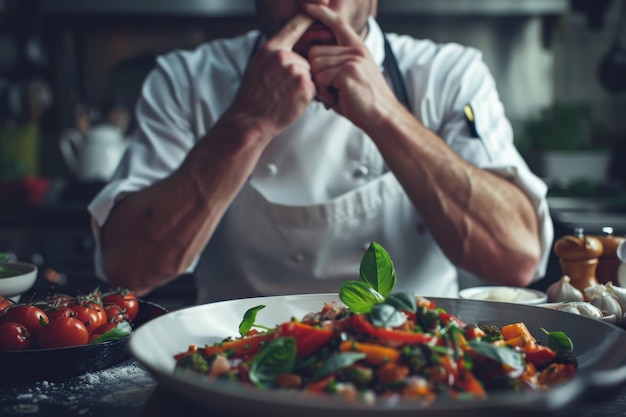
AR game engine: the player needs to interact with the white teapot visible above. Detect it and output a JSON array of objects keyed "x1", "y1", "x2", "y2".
[{"x1": 60, "y1": 124, "x2": 128, "y2": 182}]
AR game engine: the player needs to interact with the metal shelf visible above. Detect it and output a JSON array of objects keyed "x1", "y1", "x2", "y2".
[{"x1": 39, "y1": 0, "x2": 568, "y2": 17}]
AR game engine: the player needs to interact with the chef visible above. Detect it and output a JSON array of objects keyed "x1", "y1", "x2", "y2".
[{"x1": 88, "y1": 0, "x2": 553, "y2": 304}]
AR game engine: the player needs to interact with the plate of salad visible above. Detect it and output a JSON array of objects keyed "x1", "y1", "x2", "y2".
[{"x1": 130, "y1": 243, "x2": 626, "y2": 417}]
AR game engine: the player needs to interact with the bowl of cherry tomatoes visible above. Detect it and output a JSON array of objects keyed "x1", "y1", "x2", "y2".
[{"x1": 0, "y1": 287, "x2": 167, "y2": 385}]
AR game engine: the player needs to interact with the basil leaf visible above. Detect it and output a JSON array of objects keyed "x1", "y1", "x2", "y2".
[
  {"x1": 541, "y1": 327, "x2": 574, "y2": 352},
  {"x1": 468, "y1": 340, "x2": 525, "y2": 374},
  {"x1": 311, "y1": 352, "x2": 366, "y2": 381},
  {"x1": 339, "y1": 281, "x2": 385, "y2": 314},
  {"x1": 90, "y1": 321, "x2": 132, "y2": 343},
  {"x1": 239, "y1": 305, "x2": 266, "y2": 337},
  {"x1": 370, "y1": 303, "x2": 406, "y2": 328},
  {"x1": 249, "y1": 337, "x2": 296, "y2": 389},
  {"x1": 385, "y1": 292, "x2": 416, "y2": 313},
  {"x1": 359, "y1": 242, "x2": 396, "y2": 297}
]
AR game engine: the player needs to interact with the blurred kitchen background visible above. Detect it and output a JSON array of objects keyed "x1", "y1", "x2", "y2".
[{"x1": 1, "y1": 0, "x2": 625, "y2": 307}]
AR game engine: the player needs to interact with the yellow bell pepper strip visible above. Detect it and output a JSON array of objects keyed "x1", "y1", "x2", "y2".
[
  {"x1": 203, "y1": 331, "x2": 276, "y2": 359},
  {"x1": 500, "y1": 322, "x2": 556, "y2": 367},
  {"x1": 276, "y1": 321, "x2": 334, "y2": 358},
  {"x1": 350, "y1": 314, "x2": 436, "y2": 346},
  {"x1": 339, "y1": 340, "x2": 400, "y2": 366}
]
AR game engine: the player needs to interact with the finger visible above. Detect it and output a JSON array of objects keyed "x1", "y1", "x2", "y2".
[
  {"x1": 266, "y1": 13, "x2": 315, "y2": 51},
  {"x1": 301, "y1": 3, "x2": 363, "y2": 46}
]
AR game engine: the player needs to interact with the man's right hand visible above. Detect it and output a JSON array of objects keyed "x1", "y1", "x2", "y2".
[{"x1": 226, "y1": 13, "x2": 316, "y2": 142}]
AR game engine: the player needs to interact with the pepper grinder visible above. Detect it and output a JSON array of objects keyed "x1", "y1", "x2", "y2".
[
  {"x1": 594, "y1": 226, "x2": 625, "y2": 285},
  {"x1": 554, "y1": 227, "x2": 603, "y2": 297}
]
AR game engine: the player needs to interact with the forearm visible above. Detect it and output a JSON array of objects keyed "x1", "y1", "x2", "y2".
[
  {"x1": 366, "y1": 106, "x2": 541, "y2": 286},
  {"x1": 101, "y1": 116, "x2": 269, "y2": 295}
]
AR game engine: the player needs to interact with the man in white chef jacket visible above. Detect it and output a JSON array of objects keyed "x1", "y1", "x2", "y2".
[{"x1": 89, "y1": 0, "x2": 553, "y2": 304}]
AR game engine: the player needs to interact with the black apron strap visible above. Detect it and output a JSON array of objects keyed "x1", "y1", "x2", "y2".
[{"x1": 382, "y1": 35, "x2": 411, "y2": 111}]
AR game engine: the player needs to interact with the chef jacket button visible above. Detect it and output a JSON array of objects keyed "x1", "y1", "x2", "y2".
[
  {"x1": 352, "y1": 164, "x2": 369, "y2": 179},
  {"x1": 291, "y1": 252, "x2": 305, "y2": 263}
]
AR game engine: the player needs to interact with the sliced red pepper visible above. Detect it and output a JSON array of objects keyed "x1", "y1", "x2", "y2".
[
  {"x1": 203, "y1": 331, "x2": 276, "y2": 358},
  {"x1": 277, "y1": 321, "x2": 334, "y2": 358},
  {"x1": 351, "y1": 314, "x2": 436, "y2": 346},
  {"x1": 438, "y1": 312, "x2": 466, "y2": 328},
  {"x1": 524, "y1": 342, "x2": 557, "y2": 367}
]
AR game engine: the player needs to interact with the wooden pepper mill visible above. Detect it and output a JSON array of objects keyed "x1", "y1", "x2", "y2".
[
  {"x1": 554, "y1": 227, "x2": 603, "y2": 298},
  {"x1": 594, "y1": 227, "x2": 625, "y2": 285}
]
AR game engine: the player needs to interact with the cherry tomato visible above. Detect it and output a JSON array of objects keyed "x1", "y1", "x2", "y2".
[
  {"x1": 0, "y1": 305, "x2": 49, "y2": 339},
  {"x1": 45, "y1": 305, "x2": 76, "y2": 321},
  {"x1": 102, "y1": 290, "x2": 139, "y2": 321},
  {"x1": 38, "y1": 317, "x2": 89, "y2": 349},
  {"x1": 70, "y1": 302, "x2": 107, "y2": 334},
  {"x1": 0, "y1": 322, "x2": 31, "y2": 351},
  {"x1": 104, "y1": 303, "x2": 129, "y2": 323}
]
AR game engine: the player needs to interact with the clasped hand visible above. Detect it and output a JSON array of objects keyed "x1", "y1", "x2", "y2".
[{"x1": 230, "y1": 3, "x2": 400, "y2": 140}]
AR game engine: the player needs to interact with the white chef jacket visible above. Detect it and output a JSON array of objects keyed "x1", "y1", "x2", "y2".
[{"x1": 88, "y1": 18, "x2": 553, "y2": 304}]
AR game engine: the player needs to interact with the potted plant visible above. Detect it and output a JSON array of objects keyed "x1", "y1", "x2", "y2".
[{"x1": 517, "y1": 102, "x2": 610, "y2": 189}]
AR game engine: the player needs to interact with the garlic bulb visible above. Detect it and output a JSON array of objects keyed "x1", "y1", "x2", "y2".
[
  {"x1": 605, "y1": 282, "x2": 626, "y2": 312},
  {"x1": 556, "y1": 301, "x2": 603, "y2": 319},
  {"x1": 546, "y1": 275, "x2": 584, "y2": 303},
  {"x1": 584, "y1": 284, "x2": 623, "y2": 325}
]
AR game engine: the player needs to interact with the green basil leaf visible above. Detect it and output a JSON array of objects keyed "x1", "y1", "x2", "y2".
[
  {"x1": 370, "y1": 303, "x2": 406, "y2": 328},
  {"x1": 359, "y1": 242, "x2": 396, "y2": 297},
  {"x1": 239, "y1": 305, "x2": 266, "y2": 337},
  {"x1": 541, "y1": 327, "x2": 574, "y2": 352},
  {"x1": 249, "y1": 337, "x2": 296, "y2": 389},
  {"x1": 467, "y1": 340, "x2": 525, "y2": 374},
  {"x1": 90, "y1": 321, "x2": 132, "y2": 343},
  {"x1": 385, "y1": 292, "x2": 416, "y2": 313},
  {"x1": 311, "y1": 352, "x2": 366, "y2": 381},
  {"x1": 339, "y1": 281, "x2": 385, "y2": 314}
]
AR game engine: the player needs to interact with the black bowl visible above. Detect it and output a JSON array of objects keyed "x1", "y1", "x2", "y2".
[{"x1": 0, "y1": 299, "x2": 167, "y2": 386}]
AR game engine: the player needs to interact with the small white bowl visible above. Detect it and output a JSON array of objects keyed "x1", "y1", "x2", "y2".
[
  {"x1": 458, "y1": 286, "x2": 548, "y2": 305},
  {"x1": 0, "y1": 262, "x2": 38, "y2": 298}
]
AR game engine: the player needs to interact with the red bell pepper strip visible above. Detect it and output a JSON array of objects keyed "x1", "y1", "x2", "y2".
[
  {"x1": 524, "y1": 342, "x2": 557, "y2": 367},
  {"x1": 277, "y1": 321, "x2": 334, "y2": 358},
  {"x1": 203, "y1": 331, "x2": 276, "y2": 358},
  {"x1": 351, "y1": 314, "x2": 436, "y2": 346}
]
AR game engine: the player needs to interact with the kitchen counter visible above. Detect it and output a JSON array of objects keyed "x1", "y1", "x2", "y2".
[{"x1": 1, "y1": 357, "x2": 625, "y2": 417}]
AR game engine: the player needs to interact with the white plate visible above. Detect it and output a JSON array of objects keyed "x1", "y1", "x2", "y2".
[{"x1": 130, "y1": 293, "x2": 626, "y2": 417}]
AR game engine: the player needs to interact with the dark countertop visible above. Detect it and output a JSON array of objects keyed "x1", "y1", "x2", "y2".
[{"x1": 1, "y1": 358, "x2": 626, "y2": 417}]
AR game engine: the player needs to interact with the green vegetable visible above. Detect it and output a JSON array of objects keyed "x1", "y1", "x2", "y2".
[
  {"x1": 174, "y1": 352, "x2": 210, "y2": 374},
  {"x1": 541, "y1": 327, "x2": 574, "y2": 352},
  {"x1": 249, "y1": 337, "x2": 296, "y2": 389},
  {"x1": 385, "y1": 292, "x2": 416, "y2": 313},
  {"x1": 90, "y1": 321, "x2": 132, "y2": 343},
  {"x1": 468, "y1": 340, "x2": 525, "y2": 374},
  {"x1": 358, "y1": 242, "x2": 396, "y2": 297},
  {"x1": 369, "y1": 303, "x2": 406, "y2": 328},
  {"x1": 239, "y1": 305, "x2": 266, "y2": 336},
  {"x1": 310, "y1": 351, "x2": 366, "y2": 381},
  {"x1": 339, "y1": 242, "x2": 396, "y2": 313},
  {"x1": 339, "y1": 281, "x2": 384, "y2": 314}
]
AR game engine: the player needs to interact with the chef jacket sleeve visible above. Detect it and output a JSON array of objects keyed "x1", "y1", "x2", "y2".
[
  {"x1": 424, "y1": 44, "x2": 553, "y2": 281},
  {"x1": 88, "y1": 52, "x2": 202, "y2": 282}
]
